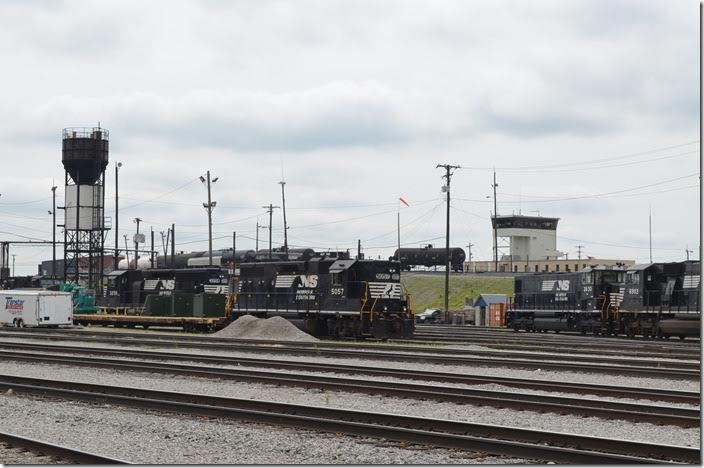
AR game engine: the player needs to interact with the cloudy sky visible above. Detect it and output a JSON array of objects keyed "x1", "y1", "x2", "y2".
[{"x1": 0, "y1": 0, "x2": 699, "y2": 275}]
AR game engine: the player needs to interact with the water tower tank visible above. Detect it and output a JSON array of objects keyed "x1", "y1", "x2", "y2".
[{"x1": 62, "y1": 127, "x2": 109, "y2": 185}]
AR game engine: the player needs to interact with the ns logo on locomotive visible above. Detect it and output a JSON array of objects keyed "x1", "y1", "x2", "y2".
[{"x1": 507, "y1": 260, "x2": 700, "y2": 339}]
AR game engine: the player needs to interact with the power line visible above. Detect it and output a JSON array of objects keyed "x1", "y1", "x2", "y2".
[
  {"x1": 462, "y1": 140, "x2": 699, "y2": 172},
  {"x1": 455, "y1": 174, "x2": 698, "y2": 204},
  {"x1": 120, "y1": 177, "x2": 200, "y2": 211}
]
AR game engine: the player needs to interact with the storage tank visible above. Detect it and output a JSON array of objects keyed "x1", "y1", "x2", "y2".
[
  {"x1": 62, "y1": 127, "x2": 109, "y2": 289},
  {"x1": 393, "y1": 246, "x2": 466, "y2": 271}
]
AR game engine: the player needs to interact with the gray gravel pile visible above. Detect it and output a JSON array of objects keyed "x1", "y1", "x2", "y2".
[
  {"x1": 0, "y1": 362, "x2": 698, "y2": 448},
  {"x1": 214, "y1": 315, "x2": 319, "y2": 342},
  {"x1": 0, "y1": 394, "x2": 528, "y2": 464}
]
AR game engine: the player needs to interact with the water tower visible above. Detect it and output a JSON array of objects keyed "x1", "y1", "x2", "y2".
[{"x1": 62, "y1": 127, "x2": 109, "y2": 290}]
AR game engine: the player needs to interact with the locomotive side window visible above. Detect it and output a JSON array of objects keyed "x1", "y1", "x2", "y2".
[
  {"x1": 331, "y1": 273, "x2": 341, "y2": 285},
  {"x1": 581, "y1": 272, "x2": 592, "y2": 284}
]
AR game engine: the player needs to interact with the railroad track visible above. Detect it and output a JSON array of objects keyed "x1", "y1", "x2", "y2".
[
  {"x1": 1, "y1": 349, "x2": 698, "y2": 427},
  {"x1": 413, "y1": 325, "x2": 702, "y2": 345},
  {"x1": 0, "y1": 374, "x2": 697, "y2": 464},
  {"x1": 0, "y1": 341, "x2": 698, "y2": 404},
  {"x1": 0, "y1": 431, "x2": 130, "y2": 464},
  {"x1": 0, "y1": 332, "x2": 697, "y2": 378},
  {"x1": 2, "y1": 328, "x2": 699, "y2": 361}
]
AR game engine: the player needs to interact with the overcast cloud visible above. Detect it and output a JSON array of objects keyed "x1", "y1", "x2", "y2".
[{"x1": 0, "y1": 0, "x2": 699, "y2": 274}]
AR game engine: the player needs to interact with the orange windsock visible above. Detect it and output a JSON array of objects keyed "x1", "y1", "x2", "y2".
[{"x1": 399, "y1": 197, "x2": 410, "y2": 207}]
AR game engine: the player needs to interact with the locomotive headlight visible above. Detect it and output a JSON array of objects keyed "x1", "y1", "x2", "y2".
[{"x1": 383, "y1": 306, "x2": 388, "y2": 312}]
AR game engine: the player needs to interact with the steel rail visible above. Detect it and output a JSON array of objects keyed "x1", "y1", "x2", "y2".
[
  {"x1": 0, "y1": 374, "x2": 697, "y2": 464},
  {"x1": 1, "y1": 328, "x2": 698, "y2": 360},
  {"x1": 0, "y1": 349, "x2": 697, "y2": 427},
  {"x1": 0, "y1": 431, "x2": 131, "y2": 464},
  {"x1": 0, "y1": 333, "x2": 697, "y2": 378},
  {"x1": 413, "y1": 325, "x2": 702, "y2": 345},
  {"x1": 411, "y1": 330, "x2": 702, "y2": 345},
  {"x1": 407, "y1": 331, "x2": 702, "y2": 350},
  {"x1": 0, "y1": 341, "x2": 698, "y2": 404}
]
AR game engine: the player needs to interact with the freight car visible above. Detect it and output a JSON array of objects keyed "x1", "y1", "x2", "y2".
[
  {"x1": 507, "y1": 261, "x2": 700, "y2": 339},
  {"x1": 234, "y1": 256, "x2": 415, "y2": 339},
  {"x1": 392, "y1": 245, "x2": 466, "y2": 272},
  {"x1": 73, "y1": 267, "x2": 232, "y2": 331}
]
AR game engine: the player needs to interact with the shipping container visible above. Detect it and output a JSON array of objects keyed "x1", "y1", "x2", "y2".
[
  {"x1": 0, "y1": 290, "x2": 73, "y2": 327},
  {"x1": 487, "y1": 302, "x2": 506, "y2": 327}
]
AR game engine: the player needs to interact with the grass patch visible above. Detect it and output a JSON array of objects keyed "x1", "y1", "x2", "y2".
[{"x1": 401, "y1": 274, "x2": 514, "y2": 312}]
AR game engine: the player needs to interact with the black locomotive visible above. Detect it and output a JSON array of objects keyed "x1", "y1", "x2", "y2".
[
  {"x1": 507, "y1": 261, "x2": 700, "y2": 338},
  {"x1": 393, "y1": 245, "x2": 466, "y2": 272},
  {"x1": 235, "y1": 256, "x2": 415, "y2": 339},
  {"x1": 100, "y1": 267, "x2": 229, "y2": 308}
]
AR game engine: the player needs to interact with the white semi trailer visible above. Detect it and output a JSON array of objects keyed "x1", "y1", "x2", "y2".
[{"x1": 0, "y1": 290, "x2": 73, "y2": 327}]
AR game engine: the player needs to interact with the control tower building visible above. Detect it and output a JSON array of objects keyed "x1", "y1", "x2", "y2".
[
  {"x1": 492, "y1": 215, "x2": 563, "y2": 262},
  {"x1": 62, "y1": 127, "x2": 109, "y2": 289}
]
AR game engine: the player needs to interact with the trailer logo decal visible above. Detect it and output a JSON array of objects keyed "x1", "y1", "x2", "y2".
[{"x1": 4, "y1": 297, "x2": 24, "y2": 310}]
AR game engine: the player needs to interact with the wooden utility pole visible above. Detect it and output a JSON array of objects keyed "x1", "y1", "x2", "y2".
[
  {"x1": 133, "y1": 217, "x2": 142, "y2": 269},
  {"x1": 492, "y1": 170, "x2": 498, "y2": 272},
  {"x1": 262, "y1": 204, "x2": 280, "y2": 259},
  {"x1": 436, "y1": 163, "x2": 460, "y2": 324}
]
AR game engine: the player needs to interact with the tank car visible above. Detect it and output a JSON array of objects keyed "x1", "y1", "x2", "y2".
[
  {"x1": 234, "y1": 256, "x2": 415, "y2": 339},
  {"x1": 393, "y1": 245, "x2": 466, "y2": 272}
]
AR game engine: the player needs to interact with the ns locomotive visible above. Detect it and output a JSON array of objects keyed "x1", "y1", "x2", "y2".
[
  {"x1": 507, "y1": 261, "x2": 700, "y2": 339},
  {"x1": 235, "y1": 256, "x2": 415, "y2": 339}
]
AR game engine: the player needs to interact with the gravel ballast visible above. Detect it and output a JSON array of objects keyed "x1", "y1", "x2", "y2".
[
  {"x1": 0, "y1": 394, "x2": 528, "y2": 464},
  {"x1": 0, "y1": 361, "x2": 698, "y2": 448},
  {"x1": 0, "y1": 336, "x2": 694, "y2": 391}
]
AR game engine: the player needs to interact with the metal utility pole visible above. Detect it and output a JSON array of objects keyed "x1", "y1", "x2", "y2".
[
  {"x1": 201, "y1": 171, "x2": 218, "y2": 266},
  {"x1": 123, "y1": 235, "x2": 130, "y2": 266},
  {"x1": 150, "y1": 227, "x2": 155, "y2": 268},
  {"x1": 649, "y1": 205, "x2": 653, "y2": 263},
  {"x1": 262, "y1": 204, "x2": 279, "y2": 259},
  {"x1": 278, "y1": 180, "x2": 289, "y2": 259},
  {"x1": 170, "y1": 224, "x2": 175, "y2": 267},
  {"x1": 114, "y1": 162, "x2": 122, "y2": 269},
  {"x1": 436, "y1": 163, "x2": 460, "y2": 324},
  {"x1": 576, "y1": 245, "x2": 584, "y2": 260},
  {"x1": 232, "y1": 232, "x2": 237, "y2": 267},
  {"x1": 133, "y1": 217, "x2": 142, "y2": 269},
  {"x1": 357, "y1": 239, "x2": 362, "y2": 260},
  {"x1": 51, "y1": 184, "x2": 57, "y2": 278},
  {"x1": 492, "y1": 170, "x2": 499, "y2": 272},
  {"x1": 397, "y1": 211, "x2": 401, "y2": 260}
]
